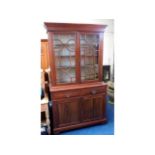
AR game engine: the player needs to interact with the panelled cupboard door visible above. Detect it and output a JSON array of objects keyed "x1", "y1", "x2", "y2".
[
  {"x1": 55, "y1": 98, "x2": 80, "y2": 127},
  {"x1": 80, "y1": 93, "x2": 106, "y2": 122},
  {"x1": 80, "y1": 96, "x2": 94, "y2": 122},
  {"x1": 93, "y1": 93, "x2": 106, "y2": 119}
]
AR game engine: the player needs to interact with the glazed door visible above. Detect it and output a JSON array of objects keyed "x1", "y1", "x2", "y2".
[
  {"x1": 93, "y1": 93, "x2": 106, "y2": 119},
  {"x1": 55, "y1": 98, "x2": 80, "y2": 127},
  {"x1": 80, "y1": 33, "x2": 100, "y2": 82},
  {"x1": 80, "y1": 96, "x2": 94, "y2": 122},
  {"x1": 53, "y1": 32, "x2": 77, "y2": 84}
]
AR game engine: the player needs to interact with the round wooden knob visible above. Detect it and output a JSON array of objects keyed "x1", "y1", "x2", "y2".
[
  {"x1": 91, "y1": 90, "x2": 96, "y2": 95},
  {"x1": 66, "y1": 94, "x2": 70, "y2": 98}
]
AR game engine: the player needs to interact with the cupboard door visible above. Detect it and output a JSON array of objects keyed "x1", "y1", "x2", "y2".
[
  {"x1": 55, "y1": 98, "x2": 80, "y2": 127},
  {"x1": 80, "y1": 96, "x2": 94, "y2": 122},
  {"x1": 80, "y1": 33, "x2": 100, "y2": 82},
  {"x1": 93, "y1": 94, "x2": 106, "y2": 119},
  {"x1": 53, "y1": 32, "x2": 76, "y2": 84}
]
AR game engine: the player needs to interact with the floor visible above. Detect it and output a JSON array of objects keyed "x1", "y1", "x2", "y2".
[{"x1": 60, "y1": 97, "x2": 114, "y2": 135}]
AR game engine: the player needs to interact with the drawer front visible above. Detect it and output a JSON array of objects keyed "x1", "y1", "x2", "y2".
[
  {"x1": 52, "y1": 86, "x2": 106, "y2": 100},
  {"x1": 52, "y1": 90, "x2": 81, "y2": 100},
  {"x1": 80, "y1": 87, "x2": 106, "y2": 96}
]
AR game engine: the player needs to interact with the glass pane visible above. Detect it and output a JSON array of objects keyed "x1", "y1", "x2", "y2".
[
  {"x1": 80, "y1": 33, "x2": 99, "y2": 81},
  {"x1": 53, "y1": 33, "x2": 76, "y2": 84}
]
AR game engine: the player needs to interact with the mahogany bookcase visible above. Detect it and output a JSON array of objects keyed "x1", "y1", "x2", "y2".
[{"x1": 44, "y1": 22, "x2": 107, "y2": 134}]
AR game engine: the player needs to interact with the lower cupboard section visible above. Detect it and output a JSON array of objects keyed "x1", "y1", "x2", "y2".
[{"x1": 52, "y1": 93, "x2": 107, "y2": 134}]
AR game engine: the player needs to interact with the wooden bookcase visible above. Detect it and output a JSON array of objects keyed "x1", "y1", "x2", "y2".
[{"x1": 44, "y1": 22, "x2": 107, "y2": 134}]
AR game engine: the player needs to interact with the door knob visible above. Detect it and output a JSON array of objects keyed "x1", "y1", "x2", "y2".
[
  {"x1": 91, "y1": 90, "x2": 96, "y2": 95},
  {"x1": 65, "y1": 94, "x2": 70, "y2": 98}
]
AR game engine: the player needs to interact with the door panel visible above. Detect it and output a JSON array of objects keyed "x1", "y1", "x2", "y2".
[
  {"x1": 93, "y1": 94, "x2": 106, "y2": 119},
  {"x1": 80, "y1": 96, "x2": 93, "y2": 122},
  {"x1": 56, "y1": 98, "x2": 80, "y2": 127}
]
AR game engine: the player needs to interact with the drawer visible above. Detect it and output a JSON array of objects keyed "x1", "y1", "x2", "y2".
[
  {"x1": 80, "y1": 87, "x2": 106, "y2": 96},
  {"x1": 52, "y1": 90, "x2": 81, "y2": 99},
  {"x1": 52, "y1": 86, "x2": 106, "y2": 100}
]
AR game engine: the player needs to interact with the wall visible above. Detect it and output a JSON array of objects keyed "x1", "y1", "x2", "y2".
[{"x1": 94, "y1": 19, "x2": 114, "y2": 80}]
